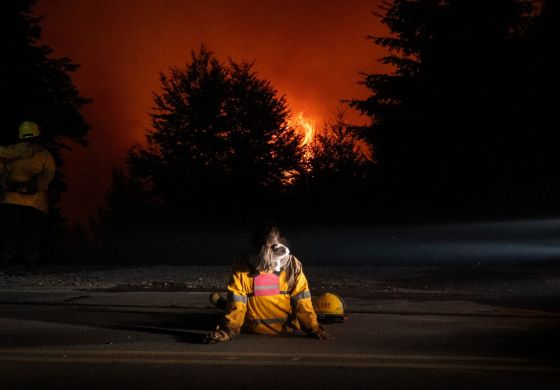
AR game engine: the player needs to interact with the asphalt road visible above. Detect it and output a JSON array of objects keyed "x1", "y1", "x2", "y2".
[{"x1": 0, "y1": 292, "x2": 559, "y2": 389}]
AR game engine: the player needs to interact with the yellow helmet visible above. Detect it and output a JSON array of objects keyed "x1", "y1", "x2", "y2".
[
  {"x1": 19, "y1": 121, "x2": 40, "y2": 139},
  {"x1": 313, "y1": 292, "x2": 348, "y2": 323}
]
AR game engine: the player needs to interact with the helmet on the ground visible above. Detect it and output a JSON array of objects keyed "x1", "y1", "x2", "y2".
[
  {"x1": 19, "y1": 121, "x2": 40, "y2": 139},
  {"x1": 313, "y1": 292, "x2": 348, "y2": 324}
]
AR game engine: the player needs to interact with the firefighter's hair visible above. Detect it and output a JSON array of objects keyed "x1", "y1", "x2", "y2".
[{"x1": 251, "y1": 222, "x2": 298, "y2": 289}]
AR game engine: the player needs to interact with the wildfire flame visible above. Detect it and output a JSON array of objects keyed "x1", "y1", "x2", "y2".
[
  {"x1": 294, "y1": 112, "x2": 315, "y2": 146},
  {"x1": 282, "y1": 111, "x2": 316, "y2": 182}
]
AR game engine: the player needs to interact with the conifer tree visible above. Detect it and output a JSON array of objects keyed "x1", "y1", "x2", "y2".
[
  {"x1": 296, "y1": 108, "x2": 369, "y2": 218},
  {"x1": 350, "y1": 0, "x2": 536, "y2": 213}
]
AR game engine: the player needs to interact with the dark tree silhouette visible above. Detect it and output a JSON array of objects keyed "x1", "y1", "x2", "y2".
[
  {"x1": 515, "y1": 0, "x2": 560, "y2": 210},
  {"x1": 350, "y1": 0, "x2": 547, "y2": 216},
  {"x1": 296, "y1": 108, "x2": 370, "y2": 219},
  {"x1": 128, "y1": 47, "x2": 302, "y2": 220},
  {"x1": 1, "y1": 0, "x2": 90, "y2": 212},
  {"x1": 309, "y1": 109, "x2": 368, "y2": 177},
  {"x1": 92, "y1": 167, "x2": 152, "y2": 236}
]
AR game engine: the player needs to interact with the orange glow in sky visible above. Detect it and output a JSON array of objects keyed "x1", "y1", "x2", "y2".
[{"x1": 34, "y1": 0, "x2": 388, "y2": 223}]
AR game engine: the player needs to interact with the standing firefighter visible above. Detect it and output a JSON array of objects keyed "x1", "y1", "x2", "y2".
[
  {"x1": 204, "y1": 222, "x2": 334, "y2": 343},
  {"x1": 0, "y1": 121, "x2": 55, "y2": 272}
]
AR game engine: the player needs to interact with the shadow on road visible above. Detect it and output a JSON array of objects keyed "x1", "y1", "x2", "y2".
[
  {"x1": 0, "y1": 306, "x2": 222, "y2": 347},
  {"x1": 112, "y1": 311, "x2": 222, "y2": 344}
]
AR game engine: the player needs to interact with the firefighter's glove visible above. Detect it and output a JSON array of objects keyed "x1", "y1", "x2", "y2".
[
  {"x1": 203, "y1": 326, "x2": 232, "y2": 344},
  {"x1": 311, "y1": 327, "x2": 335, "y2": 341}
]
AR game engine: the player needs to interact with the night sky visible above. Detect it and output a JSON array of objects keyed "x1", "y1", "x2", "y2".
[{"x1": 33, "y1": 0, "x2": 387, "y2": 223}]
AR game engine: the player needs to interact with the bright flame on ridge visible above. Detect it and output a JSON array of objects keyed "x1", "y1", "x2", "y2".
[{"x1": 295, "y1": 112, "x2": 315, "y2": 146}]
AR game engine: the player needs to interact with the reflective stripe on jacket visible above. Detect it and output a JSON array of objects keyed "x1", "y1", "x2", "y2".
[
  {"x1": 223, "y1": 255, "x2": 320, "y2": 335},
  {"x1": 0, "y1": 142, "x2": 55, "y2": 214}
]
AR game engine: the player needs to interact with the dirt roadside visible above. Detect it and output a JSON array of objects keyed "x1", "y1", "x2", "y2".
[{"x1": 1, "y1": 264, "x2": 559, "y2": 300}]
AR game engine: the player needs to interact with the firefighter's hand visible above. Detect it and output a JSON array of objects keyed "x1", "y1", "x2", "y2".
[
  {"x1": 312, "y1": 328, "x2": 335, "y2": 341},
  {"x1": 203, "y1": 326, "x2": 232, "y2": 344}
]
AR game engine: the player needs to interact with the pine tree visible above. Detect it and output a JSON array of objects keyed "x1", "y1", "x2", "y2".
[
  {"x1": 296, "y1": 108, "x2": 369, "y2": 219},
  {"x1": 350, "y1": 0, "x2": 535, "y2": 214}
]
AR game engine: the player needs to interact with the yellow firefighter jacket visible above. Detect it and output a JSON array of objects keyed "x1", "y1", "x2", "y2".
[
  {"x1": 223, "y1": 255, "x2": 321, "y2": 335},
  {"x1": 0, "y1": 142, "x2": 56, "y2": 214}
]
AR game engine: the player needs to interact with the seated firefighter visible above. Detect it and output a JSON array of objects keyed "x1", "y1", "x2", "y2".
[
  {"x1": 204, "y1": 222, "x2": 334, "y2": 343},
  {"x1": 0, "y1": 121, "x2": 55, "y2": 271}
]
